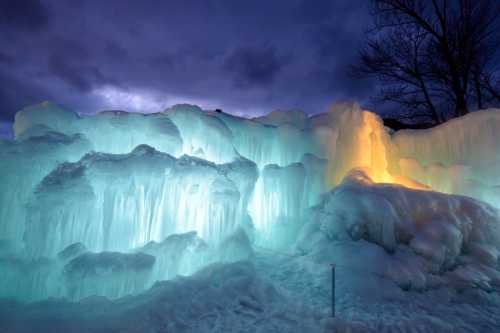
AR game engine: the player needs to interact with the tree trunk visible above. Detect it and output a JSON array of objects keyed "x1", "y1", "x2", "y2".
[
  {"x1": 455, "y1": 93, "x2": 468, "y2": 116},
  {"x1": 474, "y1": 73, "x2": 484, "y2": 110}
]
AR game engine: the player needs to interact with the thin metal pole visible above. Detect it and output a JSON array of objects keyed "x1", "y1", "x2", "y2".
[{"x1": 331, "y1": 264, "x2": 335, "y2": 317}]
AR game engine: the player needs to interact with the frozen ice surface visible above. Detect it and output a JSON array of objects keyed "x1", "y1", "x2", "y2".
[
  {"x1": 296, "y1": 169, "x2": 500, "y2": 293},
  {"x1": 63, "y1": 251, "x2": 155, "y2": 300},
  {"x1": 217, "y1": 228, "x2": 254, "y2": 263},
  {"x1": 213, "y1": 110, "x2": 323, "y2": 168},
  {"x1": 0, "y1": 131, "x2": 91, "y2": 249},
  {"x1": 14, "y1": 102, "x2": 80, "y2": 137},
  {"x1": 1, "y1": 101, "x2": 500, "y2": 331},
  {"x1": 249, "y1": 162, "x2": 307, "y2": 248},
  {"x1": 254, "y1": 109, "x2": 311, "y2": 129},
  {"x1": 14, "y1": 101, "x2": 183, "y2": 156},
  {"x1": 393, "y1": 109, "x2": 500, "y2": 207},
  {"x1": 0, "y1": 254, "x2": 56, "y2": 301},
  {"x1": 1, "y1": 230, "x2": 224, "y2": 302},
  {"x1": 25, "y1": 145, "x2": 258, "y2": 258},
  {"x1": 165, "y1": 104, "x2": 238, "y2": 163},
  {"x1": 14, "y1": 101, "x2": 500, "y2": 211},
  {"x1": 138, "y1": 231, "x2": 211, "y2": 282},
  {"x1": 317, "y1": 102, "x2": 500, "y2": 208}
]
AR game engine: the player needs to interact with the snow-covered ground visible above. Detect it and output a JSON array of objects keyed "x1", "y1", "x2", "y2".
[
  {"x1": 0, "y1": 261, "x2": 324, "y2": 333},
  {"x1": 1, "y1": 254, "x2": 499, "y2": 333}
]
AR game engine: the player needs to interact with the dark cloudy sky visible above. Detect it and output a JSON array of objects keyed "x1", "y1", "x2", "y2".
[{"x1": 0, "y1": 0, "x2": 374, "y2": 133}]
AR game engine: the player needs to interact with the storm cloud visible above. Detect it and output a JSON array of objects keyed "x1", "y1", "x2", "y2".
[{"x1": 0, "y1": 0, "x2": 374, "y2": 122}]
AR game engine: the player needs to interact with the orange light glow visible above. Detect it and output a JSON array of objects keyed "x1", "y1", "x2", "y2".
[{"x1": 322, "y1": 107, "x2": 431, "y2": 191}]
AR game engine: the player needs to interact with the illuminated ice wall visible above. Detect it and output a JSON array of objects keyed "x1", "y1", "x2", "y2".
[{"x1": 1, "y1": 101, "x2": 500, "y2": 301}]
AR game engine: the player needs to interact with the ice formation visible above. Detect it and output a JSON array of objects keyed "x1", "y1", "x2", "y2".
[
  {"x1": 0, "y1": 231, "x2": 213, "y2": 302},
  {"x1": 296, "y1": 169, "x2": 500, "y2": 292},
  {"x1": 318, "y1": 102, "x2": 500, "y2": 206},
  {"x1": 0, "y1": 131, "x2": 91, "y2": 249},
  {"x1": 393, "y1": 110, "x2": 500, "y2": 207},
  {"x1": 24, "y1": 145, "x2": 257, "y2": 258},
  {"x1": 14, "y1": 102, "x2": 183, "y2": 156},
  {"x1": 1, "y1": 99, "x2": 500, "y2": 332}
]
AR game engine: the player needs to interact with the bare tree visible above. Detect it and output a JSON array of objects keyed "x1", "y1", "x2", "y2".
[{"x1": 352, "y1": 0, "x2": 500, "y2": 124}]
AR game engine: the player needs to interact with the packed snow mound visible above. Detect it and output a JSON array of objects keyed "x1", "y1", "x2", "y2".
[
  {"x1": 0, "y1": 261, "x2": 322, "y2": 333},
  {"x1": 297, "y1": 169, "x2": 500, "y2": 292},
  {"x1": 25, "y1": 145, "x2": 258, "y2": 258}
]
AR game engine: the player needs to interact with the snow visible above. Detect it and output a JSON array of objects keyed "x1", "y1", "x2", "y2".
[
  {"x1": 2, "y1": 257, "x2": 500, "y2": 332},
  {"x1": 0, "y1": 262, "x2": 323, "y2": 333},
  {"x1": 1, "y1": 101, "x2": 500, "y2": 331}
]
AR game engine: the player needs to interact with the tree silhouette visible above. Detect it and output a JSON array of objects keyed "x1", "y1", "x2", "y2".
[{"x1": 352, "y1": 0, "x2": 500, "y2": 124}]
